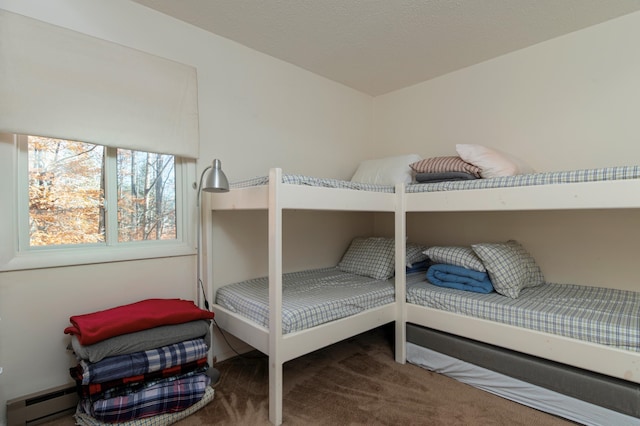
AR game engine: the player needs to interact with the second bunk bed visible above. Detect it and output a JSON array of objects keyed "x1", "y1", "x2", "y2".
[{"x1": 396, "y1": 165, "x2": 640, "y2": 425}]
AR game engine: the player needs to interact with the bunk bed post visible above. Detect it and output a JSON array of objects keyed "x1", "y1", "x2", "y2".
[
  {"x1": 268, "y1": 168, "x2": 284, "y2": 425},
  {"x1": 394, "y1": 183, "x2": 407, "y2": 363}
]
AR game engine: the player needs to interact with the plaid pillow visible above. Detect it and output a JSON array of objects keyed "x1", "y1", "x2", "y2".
[
  {"x1": 409, "y1": 156, "x2": 481, "y2": 178},
  {"x1": 471, "y1": 240, "x2": 544, "y2": 298},
  {"x1": 423, "y1": 246, "x2": 486, "y2": 272},
  {"x1": 407, "y1": 242, "x2": 428, "y2": 267},
  {"x1": 338, "y1": 237, "x2": 395, "y2": 280}
]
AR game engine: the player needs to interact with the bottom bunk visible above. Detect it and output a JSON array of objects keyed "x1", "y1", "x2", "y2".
[
  {"x1": 402, "y1": 270, "x2": 640, "y2": 425},
  {"x1": 406, "y1": 324, "x2": 640, "y2": 426},
  {"x1": 213, "y1": 266, "x2": 401, "y2": 361},
  {"x1": 212, "y1": 265, "x2": 425, "y2": 424}
]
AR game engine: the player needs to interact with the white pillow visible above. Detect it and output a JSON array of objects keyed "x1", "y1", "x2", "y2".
[
  {"x1": 456, "y1": 144, "x2": 533, "y2": 178},
  {"x1": 351, "y1": 154, "x2": 422, "y2": 185}
]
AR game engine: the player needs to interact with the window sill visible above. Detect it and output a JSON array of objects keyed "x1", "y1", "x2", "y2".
[{"x1": 0, "y1": 242, "x2": 196, "y2": 272}]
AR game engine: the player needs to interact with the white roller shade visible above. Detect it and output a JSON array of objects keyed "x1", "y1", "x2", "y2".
[{"x1": 0, "y1": 10, "x2": 199, "y2": 158}]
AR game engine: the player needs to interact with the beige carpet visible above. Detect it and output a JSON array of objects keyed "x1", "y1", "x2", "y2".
[{"x1": 41, "y1": 325, "x2": 575, "y2": 425}]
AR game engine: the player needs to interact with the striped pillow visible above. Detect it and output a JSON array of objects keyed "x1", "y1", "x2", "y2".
[{"x1": 410, "y1": 156, "x2": 481, "y2": 178}]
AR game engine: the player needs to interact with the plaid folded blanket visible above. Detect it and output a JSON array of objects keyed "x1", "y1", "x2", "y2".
[
  {"x1": 73, "y1": 338, "x2": 208, "y2": 385},
  {"x1": 93, "y1": 368, "x2": 208, "y2": 403},
  {"x1": 80, "y1": 374, "x2": 211, "y2": 423},
  {"x1": 75, "y1": 386, "x2": 215, "y2": 426},
  {"x1": 72, "y1": 358, "x2": 208, "y2": 400}
]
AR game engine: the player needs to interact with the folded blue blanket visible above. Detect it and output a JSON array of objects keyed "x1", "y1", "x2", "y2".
[{"x1": 426, "y1": 264, "x2": 493, "y2": 293}]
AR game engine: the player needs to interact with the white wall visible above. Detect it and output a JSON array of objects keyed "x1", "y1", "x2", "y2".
[
  {"x1": 372, "y1": 11, "x2": 640, "y2": 169},
  {"x1": 0, "y1": 0, "x2": 373, "y2": 422},
  {"x1": 3, "y1": 1, "x2": 640, "y2": 423},
  {"x1": 372, "y1": 11, "x2": 640, "y2": 289}
]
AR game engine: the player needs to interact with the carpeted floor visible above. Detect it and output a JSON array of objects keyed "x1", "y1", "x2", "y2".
[{"x1": 42, "y1": 325, "x2": 575, "y2": 425}]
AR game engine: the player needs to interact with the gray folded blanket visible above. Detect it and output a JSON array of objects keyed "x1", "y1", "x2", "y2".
[
  {"x1": 415, "y1": 171, "x2": 479, "y2": 183},
  {"x1": 69, "y1": 319, "x2": 211, "y2": 363}
]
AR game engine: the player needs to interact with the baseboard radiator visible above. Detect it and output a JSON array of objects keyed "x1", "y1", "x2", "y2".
[{"x1": 6, "y1": 384, "x2": 78, "y2": 426}]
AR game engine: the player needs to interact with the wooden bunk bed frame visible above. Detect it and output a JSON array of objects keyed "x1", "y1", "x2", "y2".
[
  {"x1": 395, "y1": 178, "x2": 640, "y2": 386},
  {"x1": 206, "y1": 167, "x2": 640, "y2": 425},
  {"x1": 206, "y1": 168, "x2": 403, "y2": 425}
]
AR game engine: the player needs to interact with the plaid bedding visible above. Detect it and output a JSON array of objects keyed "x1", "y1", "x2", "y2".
[
  {"x1": 215, "y1": 267, "x2": 396, "y2": 333},
  {"x1": 230, "y1": 174, "x2": 395, "y2": 192},
  {"x1": 79, "y1": 373, "x2": 211, "y2": 423},
  {"x1": 75, "y1": 386, "x2": 214, "y2": 426},
  {"x1": 406, "y1": 279, "x2": 640, "y2": 351},
  {"x1": 72, "y1": 358, "x2": 208, "y2": 400},
  {"x1": 406, "y1": 165, "x2": 640, "y2": 193},
  {"x1": 229, "y1": 166, "x2": 640, "y2": 194},
  {"x1": 76, "y1": 338, "x2": 209, "y2": 385},
  {"x1": 92, "y1": 368, "x2": 208, "y2": 403}
]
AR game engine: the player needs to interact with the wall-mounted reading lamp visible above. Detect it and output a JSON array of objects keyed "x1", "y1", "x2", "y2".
[{"x1": 196, "y1": 159, "x2": 229, "y2": 309}]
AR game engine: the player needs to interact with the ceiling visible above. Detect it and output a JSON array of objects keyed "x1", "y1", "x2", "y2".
[{"x1": 132, "y1": 0, "x2": 640, "y2": 96}]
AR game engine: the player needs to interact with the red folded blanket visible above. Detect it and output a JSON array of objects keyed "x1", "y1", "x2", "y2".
[{"x1": 64, "y1": 299, "x2": 214, "y2": 345}]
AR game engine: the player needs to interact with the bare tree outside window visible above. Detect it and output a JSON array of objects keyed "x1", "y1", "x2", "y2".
[
  {"x1": 28, "y1": 136, "x2": 105, "y2": 246},
  {"x1": 27, "y1": 136, "x2": 177, "y2": 247},
  {"x1": 117, "y1": 149, "x2": 176, "y2": 242}
]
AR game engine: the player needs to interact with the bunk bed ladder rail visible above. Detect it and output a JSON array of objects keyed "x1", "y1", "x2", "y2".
[
  {"x1": 268, "y1": 167, "x2": 284, "y2": 426},
  {"x1": 394, "y1": 182, "x2": 407, "y2": 364}
]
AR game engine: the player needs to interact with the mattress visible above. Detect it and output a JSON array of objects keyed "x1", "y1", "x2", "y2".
[
  {"x1": 406, "y1": 279, "x2": 640, "y2": 351},
  {"x1": 406, "y1": 325, "x2": 640, "y2": 424},
  {"x1": 406, "y1": 165, "x2": 640, "y2": 193},
  {"x1": 229, "y1": 166, "x2": 640, "y2": 193},
  {"x1": 216, "y1": 267, "x2": 423, "y2": 334},
  {"x1": 230, "y1": 174, "x2": 395, "y2": 192}
]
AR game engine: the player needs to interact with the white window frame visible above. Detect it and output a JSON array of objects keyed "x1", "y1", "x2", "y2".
[{"x1": 0, "y1": 134, "x2": 196, "y2": 271}]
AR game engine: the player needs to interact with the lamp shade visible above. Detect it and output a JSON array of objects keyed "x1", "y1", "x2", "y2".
[{"x1": 203, "y1": 159, "x2": 229, "y2": 192}]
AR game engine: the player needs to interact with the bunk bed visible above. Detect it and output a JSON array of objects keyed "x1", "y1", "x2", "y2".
[
  {"x1": 206, "y1": 164, "x2": 640, "y2": 425},
  {"x1": 395, "y1": 165, "x2": 640, "y2": 425},
  {"x1": 206, "y1": 168, "x2": 405, "y2": 426}
]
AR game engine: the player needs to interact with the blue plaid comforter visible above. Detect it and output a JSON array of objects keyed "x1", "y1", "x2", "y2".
[{"x1": 77, "y1": 338, "x2": 209, "y2": 385}]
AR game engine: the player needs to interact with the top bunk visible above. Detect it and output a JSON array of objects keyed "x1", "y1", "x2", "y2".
[
  {"x1": 208, "y1": 167, "x2": 398, "y2": 212},
  {"x1": 209, "y1": 165, "x2": 640, "y2": 213},
  {"x1": 404, "y1": 165, "x2": 640, "y2": 212}
]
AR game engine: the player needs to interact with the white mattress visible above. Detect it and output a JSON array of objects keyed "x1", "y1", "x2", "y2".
[
  {"x1": 230, "y1": 174, "x2": 395, "y2": 192},
  {"x1": 406, "y1": 165, "x2": 640, "y2": 192},
  {"x1": 216, "y1": 267, "x2": 418, "y2": 333},
  {"x1": 229, "y1": 166, "x2": 640, "y2": 193},
  {"x1": 406, "y1": 279, "x2": 640, "y2": 351}
]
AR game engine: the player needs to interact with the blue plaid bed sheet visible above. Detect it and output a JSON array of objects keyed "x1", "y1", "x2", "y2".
[
  {"x1": 229, "y1": 166, "x2": 640, "y2": 193},
  {"x1": 79, "y1": 373, "x2": 211, "y2": 423},
  {"x1": 78, "y1": 338, "x2": 209, "y2": 384},
  {"x1": 406, "y1": 280, "x2": 640, "y2": 351},
  {"x1": 215, "y1": 267, "x2": 397, "y2": 334}
]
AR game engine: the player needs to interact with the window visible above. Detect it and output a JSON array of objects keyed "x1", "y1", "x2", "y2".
[
  {"x1": 27, "y1": 136, "x2": 106, "y2": 246},
  {"x1": 0, "y1": 134, "x2": 195, "y2": 270},
  {"x1": 116, "y1": 148, "x2": 177, "y2": 243},
  {"x1": 25, "y1": 135, "x2": 178, "y2": 248}
]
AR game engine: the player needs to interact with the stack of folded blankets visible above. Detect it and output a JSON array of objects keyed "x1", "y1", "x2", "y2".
[{"x1": 64, "y1": 299, "x2": 216, "y2": 425}]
